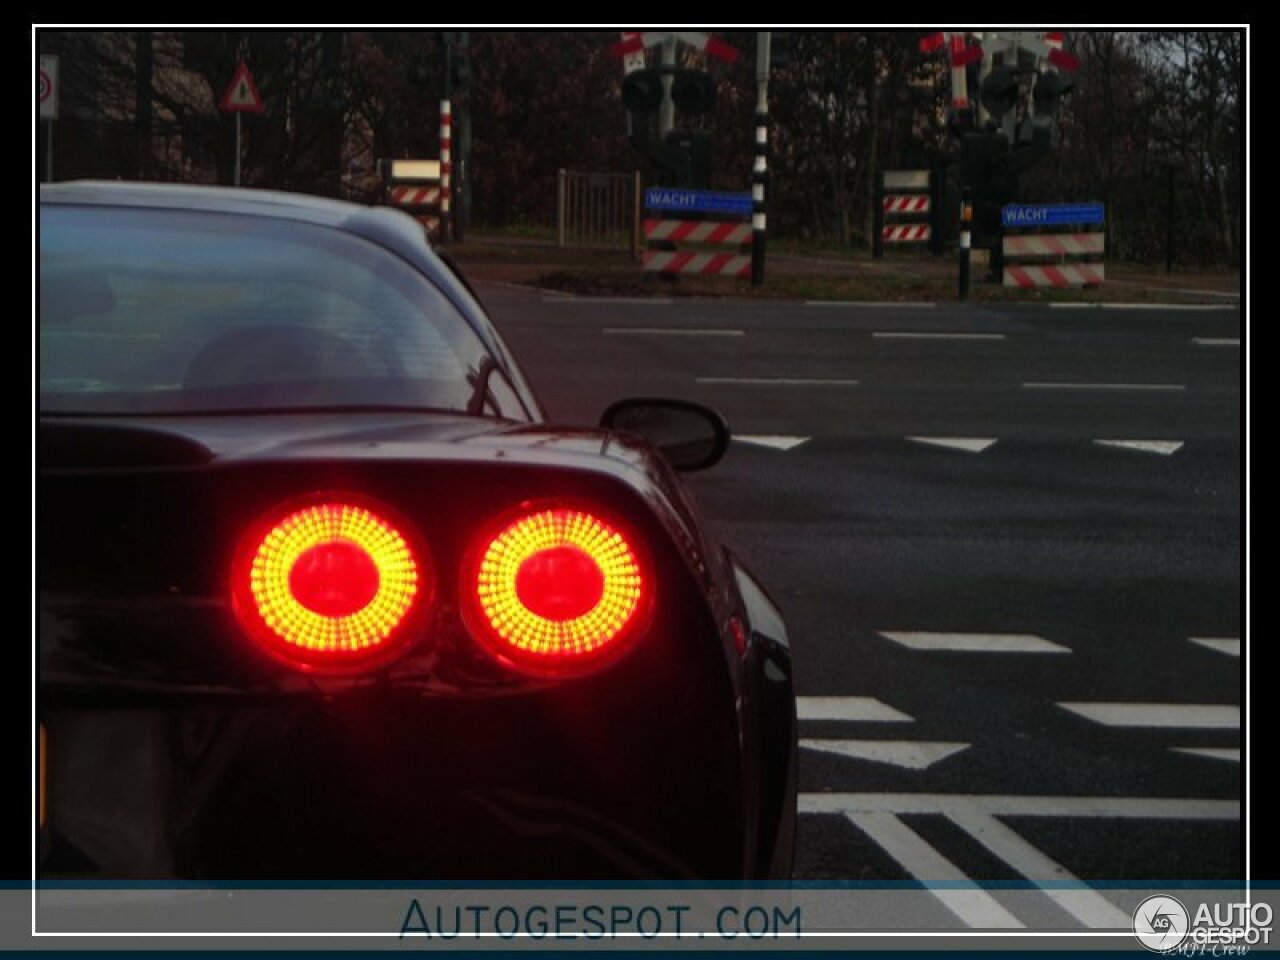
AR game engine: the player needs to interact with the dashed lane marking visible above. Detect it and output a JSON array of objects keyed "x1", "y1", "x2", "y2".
[
  {"x1": 1092, "y1": 439, "x2": 1184, "y2": 455},
  {"x1": 797, "y1": 696, "x2": 913, "y2": 723},
  {"x1": 1023, "y1": 382, "x2": 1186, "y2": 392},
  {"x1": 1189, "y1": 636, "x2": 1240, "y2": 657},
  {"x1": 872, "y1": 331, "x2": 1006, "y2": 341},
  {"x1": 1191, "y1": 337, "x2": 1240, "y2": 346},
  {"x1": 697, "y1": 377, "x2": 859, "y2": 386},
  {"x1": 1046, "y1": 302, "x2": 1229, "y2": 311},
  {"x1": 542, "y1": 296, "x2": 673, "y2": 304},
  {"x1": 1057, "y1": 702, "x2": 1239, "y2": 729},
  {"x1": 1171, "y1": 747, "x2": 1241, "y2": 763},
  {"x1": 906, "y1": 437, "x2": 999, "y2": 453},
  {"x1": 879, "y1": 631, "x2": 1070, "y2": 654},
  {"x1": 802, "y1": 738, "x2": 969, "y2": 771},
  {"x1": 603, "y1": 327, "x2": 744, "y2": 337},
  {"x1": 807, "y1": 301, "x2": 938, "y2": 308},
  {"x1": 735, "y1": 435, "x2": 811, "y2": 451}
]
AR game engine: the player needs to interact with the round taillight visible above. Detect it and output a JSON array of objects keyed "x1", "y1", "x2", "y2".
[
  {"x1": 233, "y1": 499, "x2": 423, "y2": 669},
  {"x1": 467, "y1": 506, "x2": 648, "y2": 673}
]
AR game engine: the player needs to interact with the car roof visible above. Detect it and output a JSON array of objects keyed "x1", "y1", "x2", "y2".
[{"x1": 40, "y1": 179, "x2": 427, "y2": 254}]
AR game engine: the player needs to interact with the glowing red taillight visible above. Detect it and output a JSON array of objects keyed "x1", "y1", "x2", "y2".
[
  {"x1": 466, "y1": 506, "x2": 648, "y2": 673},
  {"x1": 233, "y1": 499, "x2": 424, "y2": 669}
]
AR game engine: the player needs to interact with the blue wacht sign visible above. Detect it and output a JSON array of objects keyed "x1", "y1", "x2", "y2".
[
  {"x1": 644, "y1": 188, "x2": 753, "y2": 217},
  {"x1": 1002, "y1": 203, "x2": 1106, "y2": 228}
]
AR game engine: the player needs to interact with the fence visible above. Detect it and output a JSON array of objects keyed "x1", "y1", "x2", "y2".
[{"x1": 557, "y1": 170, "x2": 641, "y2": 258}]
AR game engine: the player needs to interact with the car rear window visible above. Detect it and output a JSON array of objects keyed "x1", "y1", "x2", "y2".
[{"x1": 39, "y1": 204, "x2": 494, "y2": 415}]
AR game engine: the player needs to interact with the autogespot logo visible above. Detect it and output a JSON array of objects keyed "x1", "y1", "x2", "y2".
[{"x1": 1134, "y1": 895, "x2": 1191, "y2": 953}]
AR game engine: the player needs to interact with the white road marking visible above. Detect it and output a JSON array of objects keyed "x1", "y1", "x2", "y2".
[
  {"x1": 800, "y1": 793, "x2": 1239, "y2": 821},
  {"x1": 802, "y1": 738, "x2": 969, "y2": 770},
  {"x1": 844, "y1": 811, "x2": 1025, "y2": 928},
  {"x1": 1172, "y1": 747, "x2": 1241, "y2": 763},
  {"x1": 1058, "y1": 702, "x2": 1239, "y2": 729},
  {"x1": 797, "y1": 696, "x2": 913, "y2": 723},
  {"x1": 879, "y1": 631, "x2": 1070, "y2": 654},
  {"x1": 945, "y1": 806, "x2": 1132, "y2": 928},
  {"x1": 872, "y1": 331, "x2": 1006, "y2": 341},
  {"x1": 807, "y1": 301, "x2": 938, "y2": 308},
  {"x1": 1092, "y1": 439, "x2": 1185, "y2": 455},
  {"x1": 1189, "y1": 636, "x2": 1240, "y2": 657},
  {"x1": 1191, "y1": 337, "x2": 1240, "y2": 347},
  {"x1": 1046, "y1": 302, "x2": 1228, "y2": 311},
  {"x1": 543, "y1": 296, "x2": 673, "y2": 305},
  {"x1": 735, "y1": 435, "x2": 811, "y2": 451},
  {"x1": 697, "y1": 377, "x2": 859, "y2": 386},
  {"x1": 906, "y1": 436, "x2": 999, "y2": 453},
  {"x1": 1144, "y1": 287, "x2": 1239, "y2": 299},
  {"x1": 603, "y1": 327, "x2": 744, "y2": 337},
  {"x1": 1023, "y1": 382, "x2": 1186, "y2": 392}
]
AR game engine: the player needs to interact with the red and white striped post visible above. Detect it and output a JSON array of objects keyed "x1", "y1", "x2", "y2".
[
  {"x1": 752, "y1": 31, "x2": 771, "y2": 287},
  {"x1": 439, "y1": 99, "x2": 452, "y2": 242}
]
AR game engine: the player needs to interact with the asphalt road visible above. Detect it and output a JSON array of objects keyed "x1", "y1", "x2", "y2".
[{"x1": 479, "y1": 282, "x2": 1244, "y2": 924}]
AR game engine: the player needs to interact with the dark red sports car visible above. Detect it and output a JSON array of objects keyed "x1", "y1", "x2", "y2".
[{"x1": 37, "y1": 181, "x2": 796, "y2": 882}]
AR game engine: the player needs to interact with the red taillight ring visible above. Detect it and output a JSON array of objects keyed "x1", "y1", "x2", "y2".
[
  {"x1": 465, "y1": 504, "x2": 650, "y2": 675},
  {"x1": 232, "y1": 497, "x2": 427, "y2": 671}
]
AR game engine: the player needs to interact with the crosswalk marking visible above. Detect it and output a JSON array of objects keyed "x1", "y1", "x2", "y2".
[
  {"x1": 801, "y1": 738, "x2": 969, "y2": 770},
  {"x1": 879, "y1": 631, "x2": 1070, "y2": 654},
  {"x1": 1058, "y1": 702, "x2": 1239, "y2": 729},
  {"x1": 797, "y1": 696, "x2": 913, "y2": 723},
  {"x1": 1189, "y1": 636, "x2": 1240, "y2": 657},
  {"x1": 844, "y1": 810, "x2": 1025, "y2": 929}
]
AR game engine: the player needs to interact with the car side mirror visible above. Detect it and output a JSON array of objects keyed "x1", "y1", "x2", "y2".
[{"x1": 600, "y1": 398, "x2": 730, "y2": 472}]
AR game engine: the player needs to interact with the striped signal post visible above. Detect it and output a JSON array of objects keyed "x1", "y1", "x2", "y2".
[
  {"x1": 752, "y1": 31, "x2": 771, "y2": 287},
  {"x1": 440, "y1": 99, "x2": 452, "y2": 242}
]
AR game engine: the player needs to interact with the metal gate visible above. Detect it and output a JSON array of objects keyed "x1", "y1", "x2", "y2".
[{"x1": 556, "y1": 170, "x2": 641, "y2": 258}]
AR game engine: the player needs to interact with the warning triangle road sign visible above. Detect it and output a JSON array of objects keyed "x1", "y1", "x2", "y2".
[{"x1": 219, "y1": 61, "x2": 265, "y2": 114}]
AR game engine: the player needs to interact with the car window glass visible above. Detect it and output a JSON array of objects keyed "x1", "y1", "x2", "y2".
[{"x1": 39, "y1": 205, "x2": 495, "y2": 415}]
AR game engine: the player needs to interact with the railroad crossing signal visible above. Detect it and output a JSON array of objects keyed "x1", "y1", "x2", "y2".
[{"x1": 608, "y1": 31, "x2": 739, "y2": 64}]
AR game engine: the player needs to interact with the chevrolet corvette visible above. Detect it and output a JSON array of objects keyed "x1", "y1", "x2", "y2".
[{"x1": 37, "y1": 181, "x2": 796, "y2": 881}]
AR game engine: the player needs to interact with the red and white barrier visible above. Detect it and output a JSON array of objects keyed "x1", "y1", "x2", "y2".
[
  {"x1": 644, "y1": 219, "x2": 753, "y2": 245},
  {"x1": 1003, "y1": 216, "x2": 1105, "y2": 288},
  {"x1": 883, "y1": 224, "x2": 931, "y2": 243},
  {"x1": 1003, "y1": 233, "x2": 1104, "y2": 257},
  {"x1": 1005, "y1": 263, "x2": 1105, "y2": 287},
  {"x1": 390, "y1": 185, "x2": 441, "y2": 206},
  {"x1": 643, "y1": 251, "x2": 751, "y2": 277},
  {"x1": 883, "y1": 194, "x2": 930, "y2": 214}
]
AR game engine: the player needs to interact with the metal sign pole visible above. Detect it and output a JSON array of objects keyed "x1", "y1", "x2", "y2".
[
  {"x1": 234, "y1": 112, "x2": 242, "y2": 186},
  {"x1": 45, "y1": 119, "x2": 53, "y2": 182}
]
